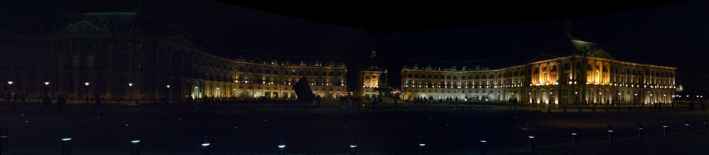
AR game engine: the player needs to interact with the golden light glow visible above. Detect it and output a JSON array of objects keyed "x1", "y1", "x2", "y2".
[
  {"x1": 586, "y1": 60, "x2": 610, "y2": 85},
  {"x1": 531, "y1": 62, "x2": 559, "y2": 86}
]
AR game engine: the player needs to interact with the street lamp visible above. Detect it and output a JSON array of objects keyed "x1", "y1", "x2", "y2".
[
  {"x1": 165, "y1": 84, "x2": 172, "y2": 104},
  {"x1": 60, "y1": 137, "x2": 72, "y2": 155},
  {"x1": 277, "y1": 144, "x2": 286, "y2": 149},
  {"x1": 43, "y1": 81, "x2": 51, "y2": 98},
  {"x1": 84, "y1": 82, "x2": 91, "y2": 104},
  {"x1": 479, "y1": 139, "x2": 488, "y2": 155},
  {"x1": 570, "y1": 132, "x2": 578, "y2": 145},
  {"x1": 128, "y1": 82, "x2": 135, "y2": 104},
  {"x1": 201, "y1": 142, "x2": 211, "y2": 155},
  {"x1": 349, "y1": 144, "x2": 358, "y2": 154},
  {"x1": 6, "y1": 81, "x2": 15, "y2": 104},
  {"x1": 277, "y1": 144, "x2": 287, "y2": 154},
  {"x1": 607, "y1": 129, "x2": 614, "y2": 144},
  {"x1": 528, "y1": 135, "x2": 536, "y2": 153},
  {"x1": 130, "y1": 139, "x2": 142, "y2": 155}
]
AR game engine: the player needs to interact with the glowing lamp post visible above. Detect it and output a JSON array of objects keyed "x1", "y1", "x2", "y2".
[
  {"x1": 528, "y1": 135, "x2": 536, "y2": 153},
  {"x1": 130, "y1": 139, "x2": 142, "y2": 155},
  {"x1": 165, "y1": 84, "x2": 172, "y2": 104},
  {"x1": 417, "y1": 142, "x2": 427, "y2": 154},
  {"x1": 348, "y1": 144, "x2": 358, "y2": 154},
  {"x1": 570, "y1": 132, "x2": 578, "y2": 145},
  {"x1": 479, "y1": 139, "x2": 488, "y2": 155},
  {"x1": 662, "y1": 124, "x2": 670, "y2": 136},
  {"x1": 607, "y1": 129, "x2": 614, "y2": 144},
  {"x1": 84, "y1": 82, "x2": 91, "y2": 104},
  {"x1": 201, "y1": 142, "x2": 211, "y2": 155},
  {"x1": 277, "y1": 144, "x2": 287, "y2": 155},
  {"x1": 43, "y1": 81, "x2": 51, "y2": 97},
  {"x1": 6, "y1": 81, "x2": 14, "y2": 105},
  {"x1": 128, "y1": 82, "x2": 135, "y2": 104},
  {"x1": 60, "y1": 137, "x2": 72, "y2": 155}
]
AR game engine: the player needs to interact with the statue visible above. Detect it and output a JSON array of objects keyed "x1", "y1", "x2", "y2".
[{"x1": 293, "y1": 77, "x2": 316, "y2": 103}]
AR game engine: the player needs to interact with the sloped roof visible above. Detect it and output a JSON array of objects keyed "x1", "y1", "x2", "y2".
[{"x1": 571, "y1": 39, "x2": 613, "y2": 59}]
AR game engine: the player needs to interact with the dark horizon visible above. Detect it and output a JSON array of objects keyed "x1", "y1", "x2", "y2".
[{"x1": 1, "y1": 0, "x2": 707, "y2": 93}]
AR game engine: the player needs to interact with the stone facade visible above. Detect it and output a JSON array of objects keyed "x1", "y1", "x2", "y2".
[
  {"x1": 0, "y1": 12, "x2": 348, "y2": 104},
  {"x1": 400, "y1": 55, "x2": 676, "y2": 106}
]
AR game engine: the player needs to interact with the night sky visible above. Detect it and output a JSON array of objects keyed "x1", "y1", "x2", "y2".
[{"x1": 2, "y1": 0, "x2": 707, "y2": 93}]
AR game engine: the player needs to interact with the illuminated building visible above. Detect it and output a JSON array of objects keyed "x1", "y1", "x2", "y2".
[
  {"x1": 357, "y1": 51, "x2": 388, "y2": 99},
  {"x1": 401, "y1": 39, "x2": 676, "y2": 105},
  {"x1": 0, "y1": 12, "x2": 347, "y2": 104}
]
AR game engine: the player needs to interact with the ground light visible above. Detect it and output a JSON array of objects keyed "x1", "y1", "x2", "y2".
[
  {"x1": 60, "y1": 137, "x2": 72, "y2": 155},
  {"x1": 607, "y1": 129, "x2": 614, "y2": 144},
  {"x1": 528, "y1": 135, "x2": 536, "y2": 153},
  {"x1": 479, "y1": 139, "x2": 488, "y2": 155},
  {"x1": 349, "y1": 144, "x2": 358, "y2": 154},
  {"x1": 201, "y1": 142, "x2": 211, "y2": 155},
  {"x1": 277, "y1": 144, "x2": 287, "y2": 155},
  {"x1": 571, "y1": 132, "x2": 578, "y2": 145},
  {"x1": 130, "y1": 139, "x2": 142, "y2": 155},
  {"x1": 662, "y1": 125, "x2": 670, "y2": 136}
]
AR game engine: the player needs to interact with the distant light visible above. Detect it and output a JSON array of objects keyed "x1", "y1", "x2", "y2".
[
  {"x1": 571, "y1": 132, "x2": 577, "y2": 136},
  {"x1": 418, "y1": 143, "x2": 427, "y2": 147},
  {"x1": 201, "y1": 142, "x2": 211, "y2": 147},
  {"x1": 528, "y1": 136, "x2": 535, "y2": 139},
  {"x1": 607, "y1": 129, "x2": 614, "y2": 133},
  {"x1": 638, "y1": 127, "x2": 644, "y2": 130},
  {"x1": 166, "y1": 85, "x2": 171, "y2": 89},
  {"x1": 44, "y1": 81, "x2": 50, "y2": 86},
  {"x1": 131, "y1": 139, "x2": 141, "y2": 144},
  {"x1": 662, "y1": 125, "x2": 669, "y2": 128},
  {"x1": 128, "y1": 83, "x2": 134, "y2": 87},
  {"x1": 84, "y1": 82, "x2": 90, "y2": 86},
  {"x1": 480, "y1": 139, "x2": 487, "y2": 143},
  {"x1": 7, "y1": 81, "x2": 13, "y2": 85},
  {"x1": 61, "y1": 137, "x2": 72, "y2": 142},
  {"x1": 277, "y1": 144, "x2": 287, "y2": 149},
  {"x1": 349, "y1": 144, "x2": 358, "y2": 149}
]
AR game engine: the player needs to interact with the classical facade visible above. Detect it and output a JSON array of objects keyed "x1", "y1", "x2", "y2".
[
  {"x1": 0, "y1": 12, "x2": 348, "y2": 104},
  {"x1": 357, "y1": 51, "x2": 388, "y2": 99},
  {"x1": 400, "y1": 40, "x2": 677, "y2": 106}
]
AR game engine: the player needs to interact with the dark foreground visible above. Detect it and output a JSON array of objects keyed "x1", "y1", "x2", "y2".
[{"x1": 1, "y1": 103, "x2": 708, "y2": 155}]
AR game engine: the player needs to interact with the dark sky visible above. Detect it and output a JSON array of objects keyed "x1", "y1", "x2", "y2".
[{"x1": 2, "y1": 0, "x2": 707, "y2": 93}]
